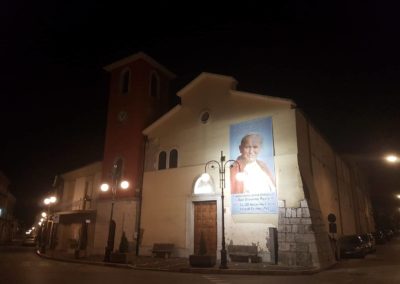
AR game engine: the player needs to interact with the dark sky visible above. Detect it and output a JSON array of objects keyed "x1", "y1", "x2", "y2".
[{"x1": 1, "y1": 1, "x2": 400, "y2": 226}]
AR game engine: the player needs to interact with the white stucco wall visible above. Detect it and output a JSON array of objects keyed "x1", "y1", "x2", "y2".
[
  {"x1": 274, "y1": 110, "x2": 304, "y2": 207},
  {"x1": 141, "y1": 166, "x2": 204, "y2": 256},
  {"x1": 92, "y1": 200, "x2": 137, "y2": 255},
  {"x1": 336, "y1": 157, "x2": 357, "y2": 235},
  {"x1": 60, "y1": 162, "x2": 102, "y2": 211}
]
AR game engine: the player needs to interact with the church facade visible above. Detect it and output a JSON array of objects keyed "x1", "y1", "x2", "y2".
[{"x1": 138, "y1": 71, "x2": 374, "y2": 268}]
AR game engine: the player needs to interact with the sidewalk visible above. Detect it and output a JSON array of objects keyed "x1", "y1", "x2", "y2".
[{"x1": 36, "y1": 249, "x2": 323, "y2": 275}]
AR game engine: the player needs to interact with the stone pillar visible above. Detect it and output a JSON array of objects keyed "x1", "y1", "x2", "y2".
[{"x1": 277, "y1": 199, "x2": 335, "y2": 268}]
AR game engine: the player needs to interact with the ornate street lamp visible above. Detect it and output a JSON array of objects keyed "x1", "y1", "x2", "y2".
[
  {"x1": 201, "y1": 151, "x2": 242, "y2": 269},
  {"x1": 100, "y1": 160, "x2": 130, "y2": 262},
  {"x1": 40, "y1": 196, "x2": 57, "y2": 253}
]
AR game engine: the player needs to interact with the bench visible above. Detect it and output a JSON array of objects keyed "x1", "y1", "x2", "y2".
[
  {"x1": 228, "y1": 245, "x2": 261, "y2": 263},
  {"x1": 152, "y1": 243, "x2": 174, "y2": 258}
]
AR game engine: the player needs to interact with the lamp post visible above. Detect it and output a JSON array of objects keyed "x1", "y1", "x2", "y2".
[
  {"x1": 40, "y1": 196, "x2": 57, "y2": 253},
  {"x1": 201, "y1": 151, "x2": 242, "y2": 269},
  {"x1": 100, "y1": 161, "x2": 129, "y2": 262}
]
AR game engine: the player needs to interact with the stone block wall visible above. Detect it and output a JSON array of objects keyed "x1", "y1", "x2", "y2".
[{"x1": 277, "y1": 199, "x2": 335, "y2": 268}]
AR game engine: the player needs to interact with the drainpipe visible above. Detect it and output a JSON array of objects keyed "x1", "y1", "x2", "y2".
[{"x1": 135, "y1": 135, "x2": 148, "y2": 256}]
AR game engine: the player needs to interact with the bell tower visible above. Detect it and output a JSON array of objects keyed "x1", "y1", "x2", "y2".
[{"x1": 101, "y1": 52, "x2": 176, "y2": 198}]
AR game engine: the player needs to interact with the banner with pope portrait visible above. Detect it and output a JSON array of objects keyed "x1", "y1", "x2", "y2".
[{"x1": 229, "y1": 117, "x2": 278, "y2": 214}]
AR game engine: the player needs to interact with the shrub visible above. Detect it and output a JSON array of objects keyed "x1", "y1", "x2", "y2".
[{"x1": 119, "y1": 231, "x2": 129, "y2": 253}]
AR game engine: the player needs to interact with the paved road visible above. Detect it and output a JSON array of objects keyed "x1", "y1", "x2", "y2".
[
  {"x1": 1, "y1": 238, "x2": 400, "y2": 284},
  {"x1": 0, "y1": 246, "x2": 211, "y2": 284}
]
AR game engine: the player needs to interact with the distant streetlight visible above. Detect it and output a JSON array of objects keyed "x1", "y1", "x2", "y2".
[
  {"x1": 202, "y1": 151, "x2": 241, "y2": 269},
  {"x1": 385, "y1": 154, "x2": 399, "y2": 163},
  {"x1": 44, "y1": 196, "x2": 57, "y2": 205},
  {"x1": 40, "y1": 195, "x2": 57, "y2": 253},
  {"x1": 100, "y1": 160, "x2": 130, "y2": 262},
  {"x1": 397, "y1": 194, "x2": 400, "y2": 199}
]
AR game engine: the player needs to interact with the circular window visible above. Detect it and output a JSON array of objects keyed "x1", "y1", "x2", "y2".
[{"x1": 200, "y1": 111, "x2": 210, "y2": 124}]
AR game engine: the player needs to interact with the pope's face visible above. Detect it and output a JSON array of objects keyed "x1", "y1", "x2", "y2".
[{"x1": 239, "y1": 136, "x2": 261, "y2": 162}]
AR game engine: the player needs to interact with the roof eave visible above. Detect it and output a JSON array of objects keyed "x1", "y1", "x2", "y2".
[{"x1": 103, "y1": 52, "x2": 176, "y2": 79}]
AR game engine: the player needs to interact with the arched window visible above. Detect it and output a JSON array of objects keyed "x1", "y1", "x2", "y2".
[
  {"x1": 150, "y1": 72, "x2": 159, "y2": 98},
  {"x1": 158, "y1": 151, "x2": 167, "y2": 170},
  {"x1": 120, "y1": 69, "x2": 131, "y2": 95},
  {"x1": 169, "y1": 149, "x2": 178, "y2": 168},
  {"x1": 113, "y1": 158, "x2": 123, "y2": 180}
]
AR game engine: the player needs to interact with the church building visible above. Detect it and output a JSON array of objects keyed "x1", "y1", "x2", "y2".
[{"x1": 51, "y1": 52, "x2": 374, "y2": 269}]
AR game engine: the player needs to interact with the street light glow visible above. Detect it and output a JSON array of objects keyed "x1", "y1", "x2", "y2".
[
  {"x1": 44, "y1": 195, "x2": 57, "y2": 205},
  {"x1": 41, "y1": 212, "x2": 47, "y2": 218},
  {"x1": 385, "y1": 154, "x2": 399, "y2": 163},
  {"x1": 120, "y1": 180, "x2": 129, "y2": 189},
  {"x1": 100, "y1": 183, "x2": 110, "y2": 192}
]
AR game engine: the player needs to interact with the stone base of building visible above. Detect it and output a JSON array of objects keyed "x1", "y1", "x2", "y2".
[{"x1": 277, "y1": 200, "x2": 335, "y2": 268}]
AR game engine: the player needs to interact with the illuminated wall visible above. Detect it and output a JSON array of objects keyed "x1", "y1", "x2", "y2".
[
  {"x1": 56, "y1": 162, "x2": 102, "y2": 254},
  {"x1": 54, "y1": 162, "x2": 139, "y2": 255},
  {"x1": 140, "y1": 72, "x2": 374, "y2": 267},
  {"x1": 141, "y1": 73, "x2": 298, "y2": 261}
]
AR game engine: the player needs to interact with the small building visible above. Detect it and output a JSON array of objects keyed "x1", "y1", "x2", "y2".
[{"x1": 50, "y1": 162, "x2": 101, "y2": 254}]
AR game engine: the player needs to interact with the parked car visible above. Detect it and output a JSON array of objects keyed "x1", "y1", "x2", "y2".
[
  {"x1": 339, "y1": 235, "x2": 368, "y2": 258},
  {"x1": 383, "y1": 229, "x2": 394, "y2": 241},
  {"x1": 372, "y1": 231, "x2": 386, "y2": 244},
  {"x1": 359, "y1": 233, "x2": 376, "y2": 253}
]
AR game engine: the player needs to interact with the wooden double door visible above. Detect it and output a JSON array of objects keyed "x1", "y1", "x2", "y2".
[{"x1": 193, "y1": 201, "x2": 217, "y2": 256}]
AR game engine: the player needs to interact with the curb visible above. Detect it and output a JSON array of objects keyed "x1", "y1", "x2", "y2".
[
  {"x1": 179, "y1": 267, "x2": 322, "y2": 276},
  {"x1": 36, "y1": 250, "x2": 132, "y2": 269},
  {"x1": 35, "y1": 250, "x2": 324, "y2": 275}
]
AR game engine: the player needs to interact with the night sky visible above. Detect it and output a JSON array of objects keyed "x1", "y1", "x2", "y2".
[{"x1": 1, "y1": 2, "x2": 400, "y2": 227}]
